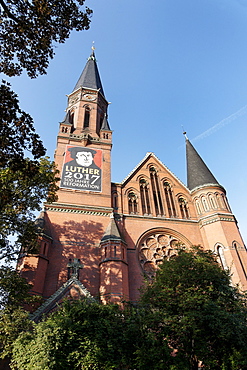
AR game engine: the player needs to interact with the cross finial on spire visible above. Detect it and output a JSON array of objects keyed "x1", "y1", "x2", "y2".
[
  {"x1": 92, "y1": 41, "x2": 95, "y2": 51},
  {"x1": 182, "y1": 125, "x2": 188, "y2": 140}
]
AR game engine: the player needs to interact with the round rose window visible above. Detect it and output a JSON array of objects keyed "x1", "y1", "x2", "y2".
[{"x1": 138, "y1": 232, "x2": 186, "y2": 277}]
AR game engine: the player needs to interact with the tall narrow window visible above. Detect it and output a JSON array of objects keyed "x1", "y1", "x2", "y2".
[
  {"x1": 163, "y1": 182, "x2": 176, "y2": 217},
  {"x1": 150, "y1": 167, "x2": 164, "y2": 216},
  {"x1": 178, "y1": 197, "x2": 189, "y2": 219},
  {"x1": 221, "y1": 194, "x2": 230, "y2": 211},
  {"x1": 202, "y1": 197, "x2": 209, "y2": 211},
  {"x1": 128, "y1": 192, "x2": 138, "y2": 214},
  {"x1": 195, "y1": 199, "x2": 202, "y2": 215},
  {"x1": 208, "y1": 194, "x2": 217, "y2": 209},
  {"x1": 140, "y1": 179, "x2": 151, "y2": 215},
  {"x1": 70, "y1": 111, "x2": 75, "y2": 133},
  {"x1": 216, "y1": 193, "x2": 224, "y2": 209},
  {"x1": 43, "y1": 243, "x2": 47, "y2": 256},
  {"x1": 112, "y1": 192, "x2": 118, "y2": 209},
  {"x1": 217, "y1": 245, "x2": 228, "y2": 270},
  {"x1": 83, "y1": 106, "x2": 90, "y2": 129}
]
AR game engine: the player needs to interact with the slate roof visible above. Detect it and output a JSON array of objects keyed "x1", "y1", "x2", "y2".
[
  {"x1": 72, "y1": 51, "x2": 105, "y2": 96},
  {"x1": 101, "y1": 114, "x2": 111, "y2": 131},
  {"x1": 186, "y1": 138, "x2": 219, "y2": 191},
  {"x1": 101, "y1": 214, "x2": 126, "y2": 244},
  {"x1": 61, "y1": 110, "x2": 72, "y2": 125},
  {"x1": 29, "y1": 276, "x2": 94, "y2": 322}
]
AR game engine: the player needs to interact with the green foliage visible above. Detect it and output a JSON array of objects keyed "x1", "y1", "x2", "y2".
[
  {"x1": 140, "y1": 247, "x2": 247, "y2": 369},
  {"x1": 11, "y1": 299, "x2": 142, "y2": 369},
  {"x1": 0, "y1": 267, "x2": 41, "y2": 359},
  {"x1": 0, "y1": 0, "x2": 92, "y2": 78},
  {"x1": 0, "y1": 81, "x2": 59, "y2": 260},
  {"x1": 0, "y1": 308, "x2": 33, "y2": 360},
  {"x1": 0, "y1": 267, "x2": 33, "y2": 309}
]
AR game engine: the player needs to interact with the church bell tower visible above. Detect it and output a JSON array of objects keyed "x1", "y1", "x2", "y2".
[{"x1": 17, "y1": 49, "x2": 129, "y2": 308}]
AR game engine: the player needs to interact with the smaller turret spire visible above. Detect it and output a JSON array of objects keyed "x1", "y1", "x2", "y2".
[{"x1": 186, "y1": 138, "x2": 220, "y2": 191}]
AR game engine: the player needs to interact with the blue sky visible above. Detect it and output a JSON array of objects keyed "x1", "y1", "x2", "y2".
[{"x1": 5, "y1": 0, "x2": 247, "y2": 242}]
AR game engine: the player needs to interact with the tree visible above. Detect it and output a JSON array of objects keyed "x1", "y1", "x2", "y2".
[
  {"x1": 0, "y1": 0, "x2": 92, "y2": 261},
  {"x1": 10, "y1": 299, "x2": 143, "y2": 370},
  {"x1": 0, "y1": 267, "x2": 41, "y2": 361},
  {"x1": 0, "y1": 80, "x2": 59, "y2": 261},
  {"x1": 0, "y1": 0, "x2": 92, "y2": 78},
  {"x1": 140, "y1": 247, "x2": 247, "y2": 370}
]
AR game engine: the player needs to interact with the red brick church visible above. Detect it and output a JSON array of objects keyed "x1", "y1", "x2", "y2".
[{"x1": 17, "y1": 50, "x2": 247, "y2": 321}]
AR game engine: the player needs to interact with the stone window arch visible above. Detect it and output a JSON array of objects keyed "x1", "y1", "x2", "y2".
[
  {"x1": 112, "y1": 192, "x2": 118, "y2": 209},
  {"x1": 178, "y1": 196, "x2": 189, "y2": 219},
  {"x1": 139, "y1": 178, "x2": 151, "y2": 215},
  {"x1": 215, "y1": 193, "x2": 224, "y2": 209},
  {"x1": 128, "y1": 191, "x2": 138, "y2": 214},
  {"x1": 221, "y1": 193, "x2": 230, "y2": 211},
  {"x1": 195, "y1": 198, "x2": 202, "y2": 215},
  {"x1": 208, "y1": 193, "x2": 217, "y2": 209},
  {"x1": 215, "y1": 244, "x2": 228, "y2": 270},
  {"x1": 163, "y1": 181, "x2": 176, "y2": 217},
  {"x1": 137, "y1": 228, "x2": 191, "y2": 278},
  {"x1": 149, "y1": 166, "x2": 164, "y2": 216},
  {"x1": 201, "y1": 196, "x2": 209, "y2": 212},
  {"x1": 83, "y1": 105, "x2": 91, "y2": 129}
]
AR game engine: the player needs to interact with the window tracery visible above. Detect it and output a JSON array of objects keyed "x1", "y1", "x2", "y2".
[
  {"x1": 178, "y1": 197, "x2": 189, "y2": 219},
  {"x1": 149, "y1": 166, "x2": 164, "y2": 216},
  {"x1": 163, "y1": 181, "x2": 176, "y2": 217},
  {"x1": 139, "y1": 179, "x2": 151, "y2": 215},
  {"x1": 128, "y1": 191, "x2": 138, "y2": 214},
  {"x1": 138, "y1": 232, "x2": 186, "y2": 278}
]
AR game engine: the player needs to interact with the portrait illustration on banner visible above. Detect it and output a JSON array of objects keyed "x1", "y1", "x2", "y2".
[{"x1": 60, "y1": 146, "x2": 102, "y2": 192}]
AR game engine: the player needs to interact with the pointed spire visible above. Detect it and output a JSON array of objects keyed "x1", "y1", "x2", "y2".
[
  {"x1": 186, "y1": 138, "x2": 220, "y2": 191},
  {"x1": 72, "y1": 49, "x2": 105, "y2": 96},
  {"x1": 101, "y1": 113, "x2": 111, "y2": 131},
  {"x1": 61, "y1": 110, "x2": 72, "y2": 125},
  {"x1": 101, "y1": 214, "x2": 125, "y2": 243}
]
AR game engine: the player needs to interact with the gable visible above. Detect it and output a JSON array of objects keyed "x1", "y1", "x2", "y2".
[
  {"x1": 112, "y1": 153, "x2": 195, "y2": 220},
  {"x1": 29, "y1": 277, "x2": 95, "y2": 323},
  {"x1": 121, "y1": 152, "x2": 187, "y2": 191}
]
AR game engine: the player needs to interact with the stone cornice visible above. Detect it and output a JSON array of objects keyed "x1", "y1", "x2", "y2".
[
  {"x1": 199, "y1": 212, "x2": 235, "y2": 227},
  {"x1": 122, "y1": 213, "x2": 198, "y2": 223},
  {"x1": 44, "y1": 202, "x2": 113, "y2": 217}
]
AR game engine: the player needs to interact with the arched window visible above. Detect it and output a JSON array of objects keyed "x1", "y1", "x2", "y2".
[
  {"x1": 208, "y1": 194, "x2": 217, "y2": 209},
  {"x1": 140, "y1": 179, "x2": 151, "y2": 215},
  {"x1": 150, "y1": 166, "x2": 164, "y2": 216},
  {"x1": 217, "y1": 245, "x2": 228, "y2": 270},
  {"x1": 202, "y1": 196, "x2": 209, "y2": 212},
  {"x1": 128, "y1": 191, "x2": 138, "y2": 214},
  {"x1": 163, "y1": 181, "x2": 176, "y2": 217},
  {"x1": 195, "y1": 199, "x2": 202, "y2": 215},
  {"x1": 216, "y1": 193, "x2": 224, "y2": 208},
  {"x1": 221, "y1": 194, "x2": 230, "y2": 211},
  {"x1": 178, "y1": 197, "x2": 189, "y2": 219},
  {"x1": 83, "y1": 106, "x2": 90, "y2": 129},
  {"x1": 112, "y1": 192, "x2": 118, "y2": 209}
]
